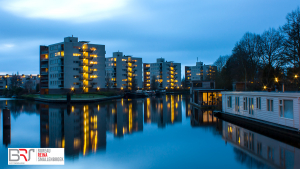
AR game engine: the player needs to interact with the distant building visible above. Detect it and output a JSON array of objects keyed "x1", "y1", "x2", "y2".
[
  {"x1": 143, "y1": 58, "x2": 181, "y2": 90},
  {"x1": 105, "y1": 52, "x2": 142, "y2": 90},
  {"x1": 39, "y1": 36, "x2": 106, "y2": 94},
  {"x1": 185, "y1": 62, "x2": 216, "y2": 88}
]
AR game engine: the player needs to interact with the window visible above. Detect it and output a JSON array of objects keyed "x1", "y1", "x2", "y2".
[
  {"x1": 257, "y1": 142, "x2": 262, "y2": 156},
  {"x1": 267, "y1": 99, "x2": 273, "y2": 111},
  {"x1": 227, "y1": 96, "x2": 232, "y2": 108},
  {"x1": 235, "y1": 97, "x2": 239, "y2": 112},
  {"x1": 268, "y1": 147, "x2": 274, "y2": 161},
  {"x1": 249, "y1": 98, "x2": 254, "y2": 115},
  {"x1": 256, "y1": 97, "x2": 261, "y2": 109},
  {"x1": 279, "y1": 100, "x2": 293, "y2": 119},
  {"x1": 243, "y1": 97, "x2": 248, "y2": 110}
]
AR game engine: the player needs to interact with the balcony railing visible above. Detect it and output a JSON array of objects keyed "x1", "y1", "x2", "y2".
[
  {"x1": 41, "y1": 64, "x2": 48, "y2": 68},
  {"x1": 79, "y1": 70, "x2": 93, "y2": 74},
  {"x1": 41, "y1": 51, "x2": 48, "y2": 54},
  {"x1": 79, "y1": 78, "x2": 93, "y2": 81},
  {"x1": 79, "y1": 56, "x2": 93, "y2": 60},
  {"x1": 79, "y1": 49, "x2": 93, "y2": 53},
  {"x1": 79, "y1": 84, "x2": 92, "y2": 88},
  {"x1": 41, "y1": 71, "x2": 48, "y2": 75}
]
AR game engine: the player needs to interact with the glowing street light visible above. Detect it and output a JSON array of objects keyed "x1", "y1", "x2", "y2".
[{"x1": 275, "y1": 78, "x2": 278, "y2": 82}]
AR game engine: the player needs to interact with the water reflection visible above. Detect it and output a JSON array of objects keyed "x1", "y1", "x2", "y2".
[
  {"x1": 144, "y1": 95, "x2": 182, "y2": 128},
  {"x1": 38, "y1": 95, "x2": 181, "y2": 158},
  {"x1": 222, "y1": 121, "x2": 300, "y2": 169},
  {"x1": 1, "y1": 96, "x2": 300, "y2": 169},
  {"x1": 190, "y1": 106, "x2": 222, "y2": 135}
]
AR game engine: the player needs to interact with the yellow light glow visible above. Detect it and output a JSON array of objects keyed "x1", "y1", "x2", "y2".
[
  {"x1": 295, "y1": 75, "x2": 298, "y2": 78},
  {"x1": 97, "y1": 87, "x2": 100, "y2": 90},
  {"x1": 71, "y1": 87, "x2": 74, "y2": 91},
  {"x1": 263, "y1": 86, "x2": 267, "y2": 89},
  {"x1": 275, "y1": 78, "x2": 278, "y2": 82}
]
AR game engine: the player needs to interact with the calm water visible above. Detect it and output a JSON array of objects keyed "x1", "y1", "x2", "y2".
[{"x1": 0, "y1": 95, "x2": 299, "y2": 169}]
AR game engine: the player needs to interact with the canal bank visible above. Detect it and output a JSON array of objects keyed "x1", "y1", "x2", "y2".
[{"x1": 20, "y1": 94, "x2": 123, "y2": 103}]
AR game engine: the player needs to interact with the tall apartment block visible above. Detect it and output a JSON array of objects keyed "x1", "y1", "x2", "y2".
[
  {"x1": 40, "y1": 36, "x2": 106, "y2": 94},
  {"x1": 105, "y1": 52, "x2": 142, "y2": 90},
  {"x1": 185, "y1": 62, "x2": 217, "y2": 88},
  {"x1": 143, "y1": 58, "x2": 181, "y2": 90}
]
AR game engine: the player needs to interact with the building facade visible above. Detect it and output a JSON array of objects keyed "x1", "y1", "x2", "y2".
[
  {"x1": 143, "y1": 58, "x2": 181, "y2": 90},
  {"x1": 185, "y1": 62, "x2": 216, "y2": 88},
  {"x1": 40, "y1": 37, "x2": 106, "y2": 94},
  {"x1": 105, "y1": 52, "x2": 142, "y2": 90}
]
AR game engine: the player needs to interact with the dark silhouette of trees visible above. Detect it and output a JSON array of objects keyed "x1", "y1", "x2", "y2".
[{"x1": 214, "y1": 7, "x2": 300, "y2": 91}]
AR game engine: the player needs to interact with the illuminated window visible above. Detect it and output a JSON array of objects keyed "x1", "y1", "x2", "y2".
[
  {"x1": 73, "y1": 53, "x2": 81, "y2": 56},
  {"x1": 122, "y1": 59, "x2": 127, "y2": 61}
]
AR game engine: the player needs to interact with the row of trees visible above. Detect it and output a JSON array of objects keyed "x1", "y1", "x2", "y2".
[
  {"x1": 2, "y1": 75, "x2": 39, "y2": 96},
  {"x1": 214, "y1": 7, "x2": 300, "y2": 91}
]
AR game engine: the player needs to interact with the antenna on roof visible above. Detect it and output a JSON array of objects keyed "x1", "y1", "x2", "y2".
[
  {"x1": 72, "y1": 35, "x2": 73, "y2": 37},
  {"x1": 197, "y1": 57, "x2": 198, "y2": 62}
]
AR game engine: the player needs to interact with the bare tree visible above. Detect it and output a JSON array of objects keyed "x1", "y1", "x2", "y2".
[
  {"x1": 25, "y1": 79, "x2": 34, "y2": 93},
  {"x1": 281, "y1": 7, "x2": 300, "y2": 71},
  {"x1": 213, "y1": 55, "x2": 229, "y2": 71}
]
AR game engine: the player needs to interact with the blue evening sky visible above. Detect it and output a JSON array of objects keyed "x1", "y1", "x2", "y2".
[{"x1": 0, "y1": 0, "x2": 299, "y2": 76}]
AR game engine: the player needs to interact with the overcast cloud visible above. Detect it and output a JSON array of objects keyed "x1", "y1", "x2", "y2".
[{"x1": 0, "y1": 0, "x2": 299, "y2": 75}]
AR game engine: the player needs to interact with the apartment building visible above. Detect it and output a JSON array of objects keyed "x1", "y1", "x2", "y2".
[
  {"x1": 143, "y1": 58, "x2": 181, "y2": 90},
  {"x1": 105, "y1": 52, "x2": 142, "y2": 90},
  {"x1": 185, "y1": 62, "x2": 216, "y2": 88},
  {"x1": 40, "y1": 36, "x2": 106, "y2": 94}
]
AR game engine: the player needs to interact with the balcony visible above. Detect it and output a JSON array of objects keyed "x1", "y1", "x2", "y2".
[
  {"x1": 41, "y1": 51, "x2": 48, "y2": 54},
  {"x1": 79, "y1": 56, "x2": 93, "y2": 60},
  {"x1": 79, "y1": 70, "x2": 93, "y2": 74},
  {"x1": 58, "y1": 84, "x2": 64, "y2": 88},
  {"x1": 41, "y1": 58, "x2": 48, "y2": 62},
  {"x1": 79, "y1": 77, "x2": 93, "y2": 81},
  {"x1": 58, "y1": 77, "x2": 64, "y2": 81},
  {"x1": 41, "y1": 71, "x2": 48, "y2": 75},
  {"x1": 79, "y1": 49, "x2": 93, "y2": 53},
  {"x1": 41, "y1": 64, "x2": 48, "y2": 68},
  {"x1": 79, "y1": 63, "x2": 93, "y2": 67},
  {"x1": 79, "y1": 84, "x2": 92, "y2": 88}
]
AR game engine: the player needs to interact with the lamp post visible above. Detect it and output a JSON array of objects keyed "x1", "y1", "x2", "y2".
[{"x1": 295, "y1": 75, "x2": 298, "y2": 91}]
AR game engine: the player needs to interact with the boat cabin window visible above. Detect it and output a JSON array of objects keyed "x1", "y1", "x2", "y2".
[
  {"x1": 243, "y1": 97, "x2": 248, "y2": 110},
  {"x1": 256, "y1": 97, "x2": 261, "y2": 109},
  {"x1": 279, "y1": 100, "x2": 293, "y2": 119},
  {"x1": 267, "y1": 99, "x2": 273, "y2": 112},
  {"x1": 227, "y1": 96, "x2": 232, "y2": 108},
  {"x1": 235, "y1": 97, "x2": 239, "y2": 112}
]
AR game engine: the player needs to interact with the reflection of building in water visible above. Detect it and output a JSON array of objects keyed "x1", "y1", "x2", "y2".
[
  {"x1": 107, "y1": 99, "x2": 143, "y2": 137},
  {"x1": 40, "y1": 103, "x2": 107, "y2": 158},
  {"x1": 144, "y1": 95, "x2": 182, "y2": 128},
  {"x1": 184, "y1": 95, "x2": 191, "y2": 117},
  {"x1": 222, "y1": 121, "x2": 300, "y2": 169},
  {"x1": 190, "y1": 107, "x2": 222, "y2": 134}
]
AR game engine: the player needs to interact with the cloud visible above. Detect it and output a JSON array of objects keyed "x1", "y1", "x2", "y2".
[
  {"x1": 0, "y1": 43, "x2": 15, "y2": 51},
  {"x1": 0, "y1": 0, "x2": 132, "y2": 22}
]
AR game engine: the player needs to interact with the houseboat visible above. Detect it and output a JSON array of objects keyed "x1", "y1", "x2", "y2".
[{"x1": 218, "y1": 91, "x2": 300, "y2": 132}]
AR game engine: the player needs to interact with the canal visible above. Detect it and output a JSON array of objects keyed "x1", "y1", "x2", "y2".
[{"x1": 0, "y1": 94, "x2": 298, "y2": 169}]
